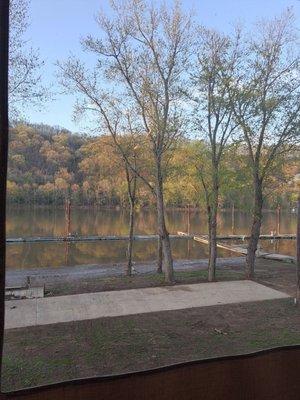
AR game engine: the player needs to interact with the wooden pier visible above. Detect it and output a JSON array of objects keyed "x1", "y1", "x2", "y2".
[
  {"x1": 6, "y1": 234, "x2": 195, "y2": 244},
  {"x1": 178, "y1": 232, "x2": 296, "y2": 264},
  {"x1": 6, "y1": 232, "x2": 295, "y2": 244},
  {"x1": 177, "y1": 232, "x2": 296, "y2": 240}
]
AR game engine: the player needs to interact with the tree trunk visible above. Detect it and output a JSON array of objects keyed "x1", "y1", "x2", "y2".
[
  {"x1": 156, "y1": 164, "x2": 174, "y2": 283},
  {"x1": 207, "y1": 206, "x2": 212, "y2": 276},
  {"x1": 208, "y1": 208, "x2": 217, "y2": 281},
  {"x1": 126, "y1": 195, "x2": 135, "y2": 276},
  {"x1": 207, "y1": 168, "x2": 218, "y2": 282},
  {"x1": 246, "y1": 176, "x2": 263, "y2": 279},
  {"x1": 156, "y1": 234, "x2": 163, "y2": 273},
  {"x1": 125, "y1": 167, "x2": 137, "y2": 277}
]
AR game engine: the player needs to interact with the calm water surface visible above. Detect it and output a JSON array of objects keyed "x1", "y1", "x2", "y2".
[{"x1": 6, "y1": 207, "x2": 297, "y2": 269}]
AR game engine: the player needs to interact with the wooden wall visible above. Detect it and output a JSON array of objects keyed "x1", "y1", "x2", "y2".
[{"x1": 1, "y1": 346, "x2": 300, "y2": 400}]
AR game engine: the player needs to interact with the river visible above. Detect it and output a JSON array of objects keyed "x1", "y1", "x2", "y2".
[{"x1": 6, "y1": 207, "x2": 297, "y2": 269}]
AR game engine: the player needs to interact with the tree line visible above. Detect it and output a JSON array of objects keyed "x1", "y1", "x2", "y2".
[
  {"x1": 7, "y1": 122, "x2": 298, "y2": 210},
  {"x1": 9, "y1": 0, "x2": 300, "y2": 284}
]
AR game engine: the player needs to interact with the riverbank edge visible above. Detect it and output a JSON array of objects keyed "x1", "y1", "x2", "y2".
[{"x1": 6, "y1": 257, "x2": 245, "y2": 288}]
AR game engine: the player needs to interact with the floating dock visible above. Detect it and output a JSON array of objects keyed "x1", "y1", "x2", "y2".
[
  {"x1": 178, "y1": 232, "x2": 296, "y2": 264},
  {"x1": 6, "y1": 234, "x2": 194, "y2": 244},
  {"x1": 177, "y1": 232, "x2": 296, "y2": 240}
]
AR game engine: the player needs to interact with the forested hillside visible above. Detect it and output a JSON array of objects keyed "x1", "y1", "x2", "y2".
[{"x1": 7, "y1": 123, "x2": 298, "y2": 209}]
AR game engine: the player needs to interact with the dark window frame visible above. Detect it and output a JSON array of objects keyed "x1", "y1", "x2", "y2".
[{"x1": 0, "y1": 2, "x2": 299, "y2": 399}]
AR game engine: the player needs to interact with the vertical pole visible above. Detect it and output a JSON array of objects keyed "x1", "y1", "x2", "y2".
[
  {"x1": 277, "y1": 205, "x2": 281, "y2": 236},
  {"x1": 187, "y1": 204, "x2": 190, "y2": 235},
  {"x1": 296, "y1": 195, "x2": 300, "y2": 305},
  {"x1": 231, "y1": 202, "x2": 235, "y2": 235},
  {"x1": 0, "y1": 0, "x2": 9, "y2": 389},
  {"x1": 67, "y1": 199, "x2": 71, "y2": 235},
  {"x1": 65, "y1": 197, "x2": 71, "y2": 236}
]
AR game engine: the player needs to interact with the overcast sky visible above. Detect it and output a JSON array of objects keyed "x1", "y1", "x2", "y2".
[{"x1": 23, "y1": 0, "x2": 300, "y2": 132}]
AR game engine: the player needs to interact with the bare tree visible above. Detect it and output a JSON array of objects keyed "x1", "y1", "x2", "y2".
[
  {"x1": 58, "y1": 0, "x2": 192, "y2": 283},
  {"x1": 107, "y1": 121, "x2": 163, "y2": 277},
  {"x1": 9, "y1": 0, "x2": 46, "y2": 116},
  {"x1": 190, "y1": 28, "x2": 237, "y2": 281},
  {"x1": 225, "y1": 11, "x2": 300, "y2": 278},
  {"x1": 124, "y1": 159, "x2": 137, "y2": 276},
  {"x1": 57, "y1": 58, "x2": 161, "y2": 277},
  {"x1": 104, "y1": 133, "x2": 139, "y2": 276}
]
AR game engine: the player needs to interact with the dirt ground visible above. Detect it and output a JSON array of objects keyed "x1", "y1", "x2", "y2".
[
  {"x1": 43, "y1": 258, "x2": 297, "y2": 297},
  {"x1": 45, "y1": 268, "x2": 245, "y2": 296},
  {"x1": 2, "y1": 298, "x2": 300, "y2": 392},
  {"x1": 2, "y1": 259, "x2": 299, "y2": 392}
]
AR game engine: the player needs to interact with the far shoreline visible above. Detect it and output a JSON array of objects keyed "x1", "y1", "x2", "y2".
[{"x1": 5, "y1": 204, "x2": 296, "y2": 213}]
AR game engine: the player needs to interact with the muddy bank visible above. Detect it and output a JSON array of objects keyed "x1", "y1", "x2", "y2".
[{"x1": 5, "y1": 258, "x2": 297, "y2": 298}]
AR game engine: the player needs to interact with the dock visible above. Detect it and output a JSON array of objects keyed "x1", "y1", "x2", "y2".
[
  {"x1": 178, "y1": 232, "x2": 296, "y2": 264},
  {"x1": 177, "y1": 232, "x2": 296, "y2": 240},
  {"x1": 6, "y1": 232, "x2": 295, "y2": 245},
  {"x1": 6, "y1": 234, "x2": 195, "y2": 244}
]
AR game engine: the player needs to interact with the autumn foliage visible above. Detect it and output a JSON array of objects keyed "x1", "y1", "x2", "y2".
[{"x1": 7, "y1": 123, "x2": 298, "y2": 210}]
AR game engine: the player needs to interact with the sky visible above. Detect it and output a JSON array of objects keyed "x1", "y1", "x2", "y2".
[{"x1": 22, "y1": 0, "x2": 300, "y2": 133}]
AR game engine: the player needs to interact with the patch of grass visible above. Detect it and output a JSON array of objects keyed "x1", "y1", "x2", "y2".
[
  {"x1": 90, "y1": 318, "x2": 137, "y2": 348},
  {"x1": 94, "y1": 272, "x2": 166, "y2": 288},
  {"x1": 174, "y1": 269, "x2": 244, "y2": 282},
  {"x1": 246, "y1": 328, "x2": 300, "y2": 350},
  {"x1": 3, "y1": 298, "x2": 299, "y2": 391},
  {"x1": 175, "y1": 270, "x2": 208, "y2": 280},
  {"x1": 2, "y1": 354, "x2": 74, "y2": 389},
  {"x1": 49, "y1": 266, "x2": 247, "y2": 297},
  {"x1": 216, "y1": 271, "x2": 244, "y2": 279}
]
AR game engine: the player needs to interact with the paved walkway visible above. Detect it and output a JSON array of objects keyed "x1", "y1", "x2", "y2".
[{"x1": 5, "y1": 280, "x2": 289, "y2": 329}]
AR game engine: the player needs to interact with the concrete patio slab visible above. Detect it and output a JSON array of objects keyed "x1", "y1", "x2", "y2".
[{"x1": 5, "y1": 280, "x2": 290, "y2": 329}]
